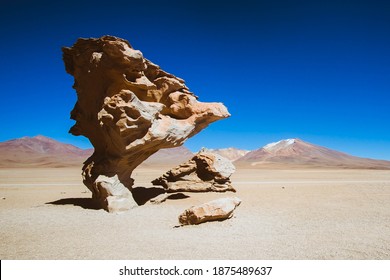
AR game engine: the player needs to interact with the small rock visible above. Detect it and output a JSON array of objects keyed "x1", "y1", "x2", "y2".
[
  {"x1": 179, "y1": 197, "x2": 242, "y2": 225},
  {"x1": 149, "y1": 193, "x2": 169, "y2": 204}
]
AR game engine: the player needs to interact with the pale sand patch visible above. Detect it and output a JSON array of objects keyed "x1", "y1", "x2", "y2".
[{"x1": 0, "y1": 167, "x2": 389, "y2": 259}]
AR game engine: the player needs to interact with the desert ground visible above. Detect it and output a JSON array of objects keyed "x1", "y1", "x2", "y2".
[{"x1": 0, "y1": 166, "x2": 389, "y2": 260}]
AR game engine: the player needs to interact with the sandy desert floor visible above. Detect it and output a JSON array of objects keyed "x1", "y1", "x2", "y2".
[{"x1": 0, "y1": 167, "x2": 389, "y2": 259}]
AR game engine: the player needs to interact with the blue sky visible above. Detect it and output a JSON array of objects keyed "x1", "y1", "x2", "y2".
[{"x1": 1, "y1": 0, "x2": 389, "y2": 159}]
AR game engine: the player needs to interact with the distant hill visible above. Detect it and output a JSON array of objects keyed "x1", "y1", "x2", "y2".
[
  {"x1": 200, "y1": 147, "x2": 250, "y2": 161},
  {"x1": 2, "y1": 136, "x2": 389, "y2": 169},
  {"x1": 0, "y1": 135, "x2": 91, "y2": 167},
  {"x1": 0, "y1": 136, "x2": 193, "y2": 168},
  {"x1": 235, "y1": 138, "x2": 390, "y2": 169}
]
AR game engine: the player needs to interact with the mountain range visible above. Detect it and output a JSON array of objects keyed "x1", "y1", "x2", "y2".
[
  {"x1": 235, "y1": 138, "x2": 390, "y2": 169},
  {"x1": 0, "y1": 136, "x2": 192, "y2": 168},
  {"x1": 1, "y1": 136, "x2": 389, "y2": 169},
  {"x1": 0, "y1": 136, "x2": 92, "y2": 167}
]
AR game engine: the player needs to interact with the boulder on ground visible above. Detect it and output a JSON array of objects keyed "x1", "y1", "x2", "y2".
[
  {"x1": 152, "y1": 152, "x2": 236, "y2": 193},
  {"x1": 179, "y1": 197, "x2": 242, "y2": 225}
]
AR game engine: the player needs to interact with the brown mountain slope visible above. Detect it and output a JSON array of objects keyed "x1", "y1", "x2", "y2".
[
  {"x1": 200, "y1": 147, "x2": 250, "y2": 161},
  {"x1": 0, "y1": 136, "x2": 193, "y2": 168},
  {"x1": 235, "y1": 138, "x2": 390, "y2": 169},
  {"x1": 0, "y1": 136, "x2": 92, "y2": 167}
]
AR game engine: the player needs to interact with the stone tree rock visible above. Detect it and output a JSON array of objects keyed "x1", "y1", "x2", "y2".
[
  {"x1": 62, "y1": 36, "x2": 230, "y2": 212},
  {"x1": 152, "y1": 152, "x2": 236, "y2": 193},
  {"x1": 179, "y1": 197, "x2": 242, "y2": 225}
]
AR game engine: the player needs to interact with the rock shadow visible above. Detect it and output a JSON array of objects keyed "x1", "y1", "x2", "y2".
[
  {"x1": 132, "y1": 186, "x2": 190, "y2": 205},
  {"x1": 166, "y1": 193, "x2": 190, "y2": 200},
  {"x1": 132, "y1": 186, "x2": 166, "y2": 205},
  {"x1": 46, "y1": 198, "x2": 101, "y2": 210},
  {"x1": 47, "y1": 188, "x2": 191, "y2": 209}
]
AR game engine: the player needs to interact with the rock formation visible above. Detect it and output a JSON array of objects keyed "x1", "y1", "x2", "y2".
[
  {"x1": 179, "y1": 197, "x2": 242, "y2": 225},
  {"x1": 62, "y1": 36, "x2": 230, "y2": 212},
  {"x1": 152, "y1": 152, "x2": 236, "y2": 193}
]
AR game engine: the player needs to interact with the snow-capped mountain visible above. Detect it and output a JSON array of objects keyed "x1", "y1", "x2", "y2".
[
  {"x1": 236, "y1": 138, "x2": 390, "y2": 169},
  {"x1": 262, "y1": 139, "x2": 297, "y2": 153}
]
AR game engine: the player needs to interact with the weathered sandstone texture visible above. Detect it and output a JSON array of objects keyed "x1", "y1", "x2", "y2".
[
  {"x1": 179, "y1": 197, "x2": 242, "y2": 225},
  {"x1": 152, "y1": 152, "x2": 236, "y2": 193},
  {"x1": 62, "y1": 36, "x2": 230, "y2": 212}
]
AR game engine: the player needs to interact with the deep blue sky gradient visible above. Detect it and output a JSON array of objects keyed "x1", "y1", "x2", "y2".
[{"x1": 1, "y1": 0, "x2": 390, "y2": 159}]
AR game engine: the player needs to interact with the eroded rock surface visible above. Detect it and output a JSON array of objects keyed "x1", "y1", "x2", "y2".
[
  {"x1": 62, "y1": 36, "x2": 230, "y2": 212},
  {"x1": 152, "y1": 152, "x2": 236, "y2": 193},
  {"x1": 179, "y1": 197, "x2": 242, "y2": 225}
]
